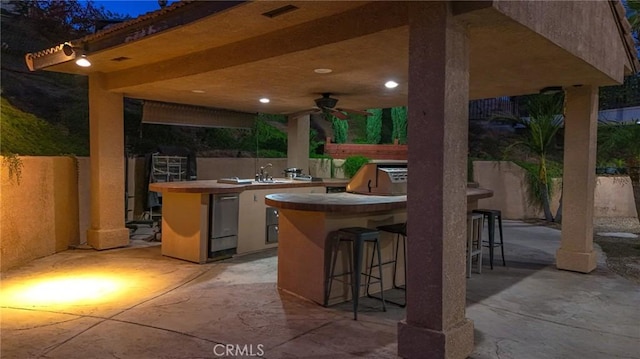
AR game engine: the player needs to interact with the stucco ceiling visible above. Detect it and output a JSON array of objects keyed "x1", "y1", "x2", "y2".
[{"x1": 42, "y1": 1, "x2": 629, "y2": 115}]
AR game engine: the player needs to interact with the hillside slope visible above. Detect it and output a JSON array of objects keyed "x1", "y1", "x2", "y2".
[{"x1": 0, "y1": 97, "x2": 87, "y2": 155}]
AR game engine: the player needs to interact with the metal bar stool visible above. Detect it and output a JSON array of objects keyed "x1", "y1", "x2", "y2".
[
  {"x1": 373, "y1": 222, "x2": 407, "y2": 307},
  {"x1": 325, "y1": 227, "x2": 386, "y2": 320},
  {"x1": 467, "y1": 213, "x2": 483, "y2": 277},
  {"x1": 472, "y1": 209, "x2": 506, "y2": 269}
]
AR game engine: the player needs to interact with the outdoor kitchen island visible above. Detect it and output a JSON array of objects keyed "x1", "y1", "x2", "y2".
[
  {"x1": 265, "y1": 187, "x2": 493, "y2": 306},
  {"x1": 149, "y1": 179, "x2": 347, "y2": 264}
]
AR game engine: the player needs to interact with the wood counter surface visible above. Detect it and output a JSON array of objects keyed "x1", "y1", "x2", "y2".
[
  {"x1": 149, "y1": 179, "x2": 348, "y2": 194},
  {"x1": 265, "y1": 187, "x2": 493, "y2": 213}
]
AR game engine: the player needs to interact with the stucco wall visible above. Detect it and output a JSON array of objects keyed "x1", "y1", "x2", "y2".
[
  {"x1": 77, "y1": 157, "x2": 91, "y2": 243},
  {"x1": 1, "y1": 156, "x2": 81, "y2": 271},
  {"x1": 473, "y1": 161, "x2": 559, "y2": 219},
  {"x1": 473, "y1": 161, "x2": 638, "y2": 220},
  {"x1": 594, "y1": 176, "x2": 638, "y2": 218}
]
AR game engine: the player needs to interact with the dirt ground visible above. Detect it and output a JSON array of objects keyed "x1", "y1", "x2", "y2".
[
  {"x1": 522, "y1": 218, "x2": 640, "y2": 284},
  {"x1": 594, "y1": 235, "x2": 640, "y2": 284}
]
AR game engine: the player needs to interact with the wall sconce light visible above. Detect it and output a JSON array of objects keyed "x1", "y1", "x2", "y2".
[
  {"x1": 539, "y1": 86, "x2": 563, "y2": 95},
  {"x1": 62, "y1": 42, "x2": 92, "y2": 68}
]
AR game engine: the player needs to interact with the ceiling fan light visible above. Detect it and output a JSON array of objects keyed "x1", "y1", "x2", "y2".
[
  {"x1": 385, "y1": 80, "x2": 398, "y2": 89},
  {"x1": 75, "y1": 55, "x2": 91, "y2": 67}
]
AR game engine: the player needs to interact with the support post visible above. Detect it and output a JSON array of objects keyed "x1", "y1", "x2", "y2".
[
  {"x1": 398, "y1": 2, "x2": 473, "y2": 358},
  {"x1": 287, "y1": 114, "x2": 310, "y2": 172},
  {"x1": 86, "y1": 73, "x2": 129, "y2": 250},
  {"x1": 556, "y1": 86, "x2": 599, "y2": 273}
]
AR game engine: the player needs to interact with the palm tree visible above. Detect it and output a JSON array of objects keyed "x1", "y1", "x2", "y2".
[
  {"x1": 495, "y1": 94, "x2": 564, "y2": 222},
  {"x1": 626, "y1": 0, "x2": 640, "y2": 35}
]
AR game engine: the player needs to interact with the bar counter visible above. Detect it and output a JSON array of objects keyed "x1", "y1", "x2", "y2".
[{"x1": 265, "y1": 187, "x2": 493, "y2": 305}]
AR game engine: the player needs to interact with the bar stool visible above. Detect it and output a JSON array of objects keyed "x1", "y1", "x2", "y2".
[
  {"x1": 467, "y1": 213, "x2": 483, "y2": 277},
  {"x1": 472, "y1": 209, "x2": 506, "y2": 269},
  {"x1": 325, "y1": 227, "x2": 386, "y2": 320},
  {"x1": 374, "y1": 222, "x2": 407, "y2": 307}
]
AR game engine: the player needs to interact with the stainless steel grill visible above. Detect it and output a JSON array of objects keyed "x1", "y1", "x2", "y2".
[{"x1": 346, "y1": 160, "x2": 407, "y2": 195}]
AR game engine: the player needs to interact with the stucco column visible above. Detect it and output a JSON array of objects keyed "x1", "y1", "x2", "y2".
[
  {"x1": 398, "y1": 2, "x2": 472, "y2": 359},
  {"x1": 287, "y1": 114, "x2": 310, "y2": 172},
  {"x1": 86, "y1": 73, "x2": 129, "y2": 250},
  {"x1": 556, "y1": 86, "x2": 598, "y2": 273}
]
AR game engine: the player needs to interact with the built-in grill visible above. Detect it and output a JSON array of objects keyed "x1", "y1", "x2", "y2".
[{"x1": 346, "y1": 160, "x2": 408, "y2": 196}]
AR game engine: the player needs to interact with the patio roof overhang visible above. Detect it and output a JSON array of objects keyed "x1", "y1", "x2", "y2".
[{"x1": 25, "y1": 1, "x2": 639, "y2": 117}]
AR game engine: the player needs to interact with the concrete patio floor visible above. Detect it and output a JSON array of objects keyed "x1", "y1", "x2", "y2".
[{"x1": 1, "y1": 221, "x2": 639, "y2": 359}]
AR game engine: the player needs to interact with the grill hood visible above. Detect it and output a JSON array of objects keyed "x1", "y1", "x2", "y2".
[{"x1": 346, "y1": 160, "x2": 407, "y2": 196}]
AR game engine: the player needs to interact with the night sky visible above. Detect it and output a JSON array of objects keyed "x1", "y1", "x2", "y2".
[{"x1": 91, "y1": 0, "x2": 176, "y2": 18}]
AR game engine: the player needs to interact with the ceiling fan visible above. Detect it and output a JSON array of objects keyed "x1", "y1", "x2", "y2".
[{"x1": 290, "y1": 93, "x2": 372, "y2": 120}]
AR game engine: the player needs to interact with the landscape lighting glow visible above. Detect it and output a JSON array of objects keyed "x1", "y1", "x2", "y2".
[{"x1": 0, "y1": 273, "x2": 132, "y2": 307}]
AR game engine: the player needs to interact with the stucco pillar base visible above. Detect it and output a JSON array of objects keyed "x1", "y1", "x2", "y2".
[
  {"x1": 556, "y1": 248, "x2": 597, "y2": 273},
  {"x1": 87, "y1": 228, "x2": 129, "y2": 250},
  {"x1": 398, "y1": 319, "x2": 474, "y2": 359}
]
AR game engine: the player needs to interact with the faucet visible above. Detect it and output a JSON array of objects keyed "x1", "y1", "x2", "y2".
[{"x1": 258, "y1": 163, "x2": 273, "y2": 182}]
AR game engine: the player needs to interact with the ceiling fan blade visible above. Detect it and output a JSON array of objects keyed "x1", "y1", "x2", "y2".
[
  {"x1": 327, "y1": 109, "x2": 348, "y2": 120},
  {"x1": 288, "y1": 108, "x2": 321, "y2": 119},
  {"x1": 336, "y1": 108, "x2": 372, "y2": 116}
]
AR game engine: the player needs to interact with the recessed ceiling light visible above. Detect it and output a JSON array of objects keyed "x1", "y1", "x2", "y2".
[
  {"x1": 385, "y1": 80, "x2": 399, "y2": 89},
  {"x1": 191, "y1": 90, "x2": 205, "y2": 94},
  {"x1": 259, "y1": 98, "x2": 270, "y2": 104},
  {"x1": 314, "y1": 68, "x2": 332, "y2": 74}
]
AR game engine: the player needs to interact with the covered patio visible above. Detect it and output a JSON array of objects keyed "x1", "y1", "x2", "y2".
[
  {"x1": 23, "y1": 1, "x2": 638, "y2": 357},
  {"x1": 1, "y1": 221, "x2": 639, "y2": 358}
]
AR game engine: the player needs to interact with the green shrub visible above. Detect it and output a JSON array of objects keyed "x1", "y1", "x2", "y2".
[
  {"x1": 597, "y1": 120, "x2": 640, "y2": 167},
  {"x1": 343, "y1": 155, "x2": 370, "y2": 178},
  {"x1": 243, "y1": 118, "x2": 287, "y2": 155}
]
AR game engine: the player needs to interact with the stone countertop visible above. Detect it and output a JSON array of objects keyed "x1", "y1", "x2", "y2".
[
  {"x1": 149, "y1": 179, "x2": 349, "y2": 194},
  {"x1": 264, "y1": 187, "x2": 493, "y2": 213},
  {"x1": 265, "y1": 193, "x2": 407, "y2": 213}
]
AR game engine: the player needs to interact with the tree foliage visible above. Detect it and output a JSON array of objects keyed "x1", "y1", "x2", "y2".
[
  {"x1": 391, "y1": 106, "x2": 408, "y2": 144},
  {"x1": 597, "y1": 120, "x2": 640, "y2": 167},
  {"x1": 365, "y1": 108, "x2": 382, "y2": 144},
  {"x1": 9, "y1": 0, "x2": 126, "y2": 42},
  {"x1": 494, "y1": 94, "x2": 564, "y2": 222},
  {"x1": 331, "y1": 117, "x2": 348, "y2": 144}
]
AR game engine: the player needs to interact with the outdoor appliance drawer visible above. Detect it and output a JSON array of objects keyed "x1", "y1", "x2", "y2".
[
  {"x1": 266, "y1": 207, "x2": 279, "y2": 243},
  {"x1": 209, "y1": 194, "x2": 239, "y2": 257}
]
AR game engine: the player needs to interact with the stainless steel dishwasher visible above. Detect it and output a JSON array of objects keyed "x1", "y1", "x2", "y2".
[{"x1": 209, "y1": 194, "x2": 239, "y2": 258}]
